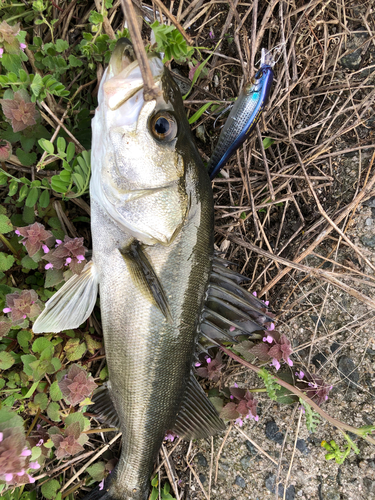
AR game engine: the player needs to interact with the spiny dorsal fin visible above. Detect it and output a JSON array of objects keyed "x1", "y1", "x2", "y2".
[
  {"x1": 121, "y1": 242, "x2": 172, "y2": 323},
  {"x1": 172, "y1": 374, "x2": 225, "y2": 440},
  {"x1": 33, "y1": 261, "x2": 99, "y2": 333}
]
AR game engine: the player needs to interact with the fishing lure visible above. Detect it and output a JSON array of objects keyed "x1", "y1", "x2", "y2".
[{"x1": 208, "y1": 48, "x2": 274, "y2": 179}]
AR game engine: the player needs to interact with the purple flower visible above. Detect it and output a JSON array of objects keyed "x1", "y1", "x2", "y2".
[
  {"x1": 4, "y1": 290, "x2": 42, "y2": 325},
  {"x1": 28, "y1": 462, "x2": 40, "y2": 470},
  {"x1": 195, "y1": 362, "x2": 201, "y2": 367},
  {"x1": 235, "y1": 417, "x2": 243, "y2": 426},
  {"x1": 55, "y1": 239, "x2": 62, "y2": 245},
  {"x1": 263, "y1": 335, "x2": 274, "y2": 344},
  {"x1": 295, "y1": 371, "x2": 305, "y2": 380},
  {"x1": 267, "y1": 322, "x2": 275, "y2": 331},
  {"x1": 99, "y1": 479, "x2": 104, "y2": 490},
  {"x1": 0, "y1": 48, "x2": 3, "y2": 58},
  {"x1": 19, "y1": 43, "x2": 26, "y2": 51},
  {"x1": 43, "y1": 235, "x2": 87, "y2": 275},
  {"x1": 164, "y1": 432, "x2": 176, "y2": 442},
  {"x1": 252, "y1": 291, "x2": 257, "y2": 297},
  {"x1": 16, "y1": 222, "x2": 53, "y2": 257},
  {"x1": 209, "y1": 30, "x2": 214, "y2": 39},
  {"x1": 42, "y1": 244, "x2": 49, "y2": 254},
  {"x1": 45, "y1": 263, "x2": 53, "y2": 270},
  {"x1": 58, "y1": 364, "x2": 97, "y2": 406},
  {"x1": 206, "y1": 357, "x2": 211, "y2": 364},
  {"x1": 271, "y1": 358, "x2": 281, "y2": 371}
]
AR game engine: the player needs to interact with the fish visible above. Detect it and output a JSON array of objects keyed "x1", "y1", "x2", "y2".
[
  {"x1": 208, "y1": 48, "x2": 274, "y2": 179},
  {"x1": 33, "y1": 38, "x2": 274, "y2": 500}
]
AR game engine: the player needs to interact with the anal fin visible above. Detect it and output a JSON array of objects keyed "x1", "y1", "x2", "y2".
[
  {"x1": 90, "y1": 384, "x2": 120, "y2": 428},
  {"x1": 33, "y1": 261, "x2": 99, "y2": 333},
  {"x1": 172, "y1": 374, "x2": 225, "y2": 440}
]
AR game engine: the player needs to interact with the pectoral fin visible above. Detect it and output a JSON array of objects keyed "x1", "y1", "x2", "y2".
[
  {"x1": 121, "y1": 243, "x2": 172, "y2": 323},
  {"x1": 33, "y1": 261, "x2": 99, "y2": 333},
  {"x1": 172, "y1": 374, "x2": 225, "y2": 440}
]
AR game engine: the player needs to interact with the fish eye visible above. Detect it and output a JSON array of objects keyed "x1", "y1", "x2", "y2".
[{"x1": 150, "y1": 112, "x2": 178, "y2": 142}]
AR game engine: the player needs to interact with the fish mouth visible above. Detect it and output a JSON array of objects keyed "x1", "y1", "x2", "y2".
[{"x1": 102, "y1": 38, "x2": 164, "y2": 111}]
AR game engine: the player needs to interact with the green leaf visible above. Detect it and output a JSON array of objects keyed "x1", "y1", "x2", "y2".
[
  {"x1": 47, "y1": 401, "x2": 61, "y2": 422},
  {"x1": 31, "y1": 445, "x2": 42, "y2": 461},
  {"x1": 1, "y1": 53, "x2": 22, "y2": 73},
  {"x1": 56, "y1": 136, "x2": 66, "y2": 154},
  {"x1": 38, "y1": 138, "x2": 54, "y2": 155},
  {"x1": 0, "y1": 252, "x2": 15, "y2": 272},
  {"x1": 17, "y1": 330, "x2": 32, "y2": 348},
  {"x1": 89, "y1": 11, "x2": 104, "y2": 24},
  {"x1": 21, "y1": 354, "x2": 37, "y2": 377},
  {"x1": 44, "y1": 268, "x2": 64, "y2": 288},
  {"x1": 16, "y1": 149, "x2": 37, "y2": 167},
  {"x1": 66, "y1": 142, "x2": 75, "y2": 162},
  {"x1": 25, "y1": 187, "x2": 39, "y2": 207},
  {"x1": 32, "y1": 337, "x2": 53, "y2": 354},
  {"x1": 30, "y1": 73, "x2": 43, "y2": 97},
  {"x1": 34, "y1": 392, "x2": 48, "y2": 410},
  {"x1": 18, "y1": 184, "x2": 29, "y2": 203},
  {"x1": 49, "y1": 381, "x2": 63, "y2": 401},
  {"x1": 0, "y1": 351, "x2": 15, "y2": 370},
  {"x1": 262, "y1": 137, "x2": 275, "y2": 149},
  {"x1": 41, "y1": 479, "x2": 60, "y2": 500},
  {"x1": 51, "y1": 176, "x2": 69, "y2": 194},
  {"x1": 68, "y1": 54, "x2": 83, "y2": 67},
  {"x1": 21, "y1": 254, "x2": 39, "y2": 270},
  {"x1": 188, "y1": 102, "x2": 213, "y2": 124},
  {"x1": 0, "y1": 214, "x2": 13, "y2": 234},
  {"x1": 8, "y1": 179, "x2": 19, "y2": 196},
  {"x1": 55, "y1": 39, "x2": 69, "y2": 52},
  {"x1": 86, "y1": 462, "x2": 106, "y2": 481},
  {"x1": 65, "y1": 411, "x2": 90, "y2": 432},
  {"x1": 20, "y1": 135, "x2": 36, "y2": 153},
  {"x1": 38, "y1": 189, "x2": 50, "y2": 208},
  {"x1": 64, "y1": 338, "x2": 86, "y2": 361}
]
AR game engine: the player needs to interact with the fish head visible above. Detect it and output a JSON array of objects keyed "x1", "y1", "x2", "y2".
[{"x1": 91, "y1": 38, "x2": 201, "y2": 246}]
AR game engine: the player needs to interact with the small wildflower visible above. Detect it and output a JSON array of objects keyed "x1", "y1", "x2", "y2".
[
  {"x1": 195, "y1": 362, "x2": 201, "y2": 367},
  {"x1": 45, "y1": 263, "x2": 53, "y2": 270},
  {"x1": 42, "y1": 244, "x2": 49, "y2": 254},
  {"x1": 235, "y1": 417, "x2": 243, "y2": 427},
  {"x1": 3, "y1": 307, "x2": 11, "y2": 313},
  {"x1": 229, "y1": 325, "x2": 236, "y2": 332},
  {"x1": 209, "y1": 30, "x2": 214, "y2": 39},
  {"x1": 0, "y1": 90, "x2": 40, "y2": 133},
  {"x1": 4, "y1": 290, "x2": 42, "y2": 325},
  {"x1": 295, "y1": 371, "x2": 305, "y2": 380},
  {"x1": 271, "y1": 358, "x2": 281, "y2": 371},
  {"x1": 43, "y1": 235, "x2": 87, "y2": 275},
  {"x1": 267, "y1": 322, "x2": 275, "y2": 331},
  {"x1": 264, "y1": 300, "x2": 270, "y2": 306},
  {"x1": 0, "y1": 47, "x2": 3, "y2": 58},
  {"x1": 164, "y1": 432, "x2": 177, "y2": 442},
  {"x1": 28, "y1": 462, "x2": 40, "y2": 470},
  {"x1": 252, "y1": 291, "x2": 257, "y2": 297},
  {"x1": 99, "y1": 479, "x2": 105, "y2": 491},
  {"x1": 263, "y1": 335, "x2": 274, "y2": 344},
  {"x1": 16, "y1": 222, "x2": 54, "y2": 257},
  {"x1": 58, "y1": 364, "x2": 97, "y2": 406},
  {"x1": 50, "y1": 422, "x2": 88, "y2": 459},
  {"x1": 195, "y1": 352, "x2": 225, "y2": 382},
  {"x1": 19, "y1": 42, "x2": 26, "y2": 51}
]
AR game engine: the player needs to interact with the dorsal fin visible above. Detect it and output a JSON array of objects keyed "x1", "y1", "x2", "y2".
[
  {"x1": 90, "y1": 384, "x2": 120, "y2": 428},
  {"x1": 197, "y1": 257, "x2": 274, "y2": 347}
]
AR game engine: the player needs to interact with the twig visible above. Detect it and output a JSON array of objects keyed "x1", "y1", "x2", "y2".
[
  {"x1": 214, "y1": 423, "x2": 232, "y2": 483},
  {"x1": 235, "y1": 426, "x2": 278, "y2": 465},
  {"x1": 161, "y1": 445, "x2": 181, "y2": 500},
  {"x1": 120, "y1": 0, "x2": 161, "y2": 101}
]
